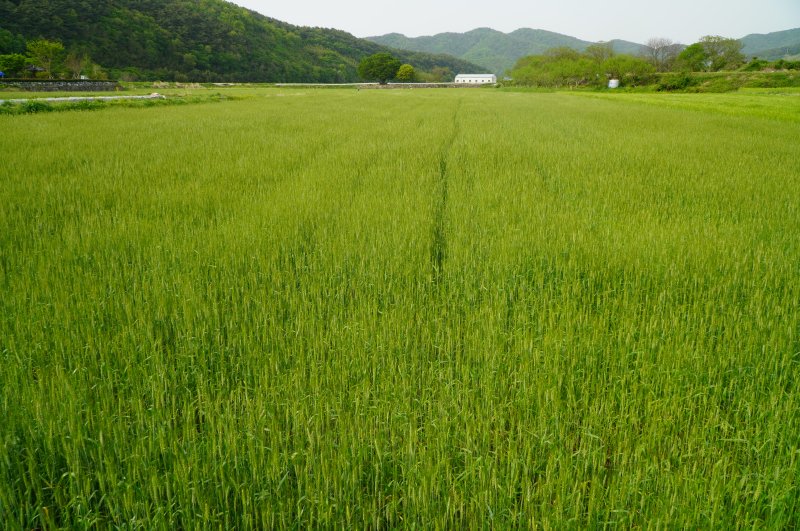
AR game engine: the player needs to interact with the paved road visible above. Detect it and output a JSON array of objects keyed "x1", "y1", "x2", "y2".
[{"x1": 0, "y1": 93, "x2": 166, "y2": 104}]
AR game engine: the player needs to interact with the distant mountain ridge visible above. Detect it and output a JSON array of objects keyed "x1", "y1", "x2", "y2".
[
  {"x1": 368, "y1": 28, "x2": 645, "y2": 75},
  {"x1": 741, "y1": 28, "x2": 800, "y2": 60},
  {"x1": 369, "y1": 27, "x2": 800, "y2": 75}
]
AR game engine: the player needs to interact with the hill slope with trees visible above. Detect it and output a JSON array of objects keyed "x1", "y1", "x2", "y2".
[
  {"x1": 740, "y1": 28, "x2": 800, "y2": 60},
  {"x1": 0, "y1": 0, "x2": 483, "y2": 81}
]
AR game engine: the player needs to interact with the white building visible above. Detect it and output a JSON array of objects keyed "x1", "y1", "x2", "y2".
[{"x1": 454, "y1": 74, "x2": 497, "y2": 84}]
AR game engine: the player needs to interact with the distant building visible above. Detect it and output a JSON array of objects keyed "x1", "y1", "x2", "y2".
[{"x1": 454, "y1": 74, "x2": 497, "y2": 84}]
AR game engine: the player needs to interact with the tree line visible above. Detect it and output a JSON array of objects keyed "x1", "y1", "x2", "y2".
[
  {"x1": 0, "y1": 37, "x2": 454, "y2": 84},
  {"x1": 0, "y1": 37, "x2": 106, "y2": 79},
  {"x1": 508, "y1": 35, "x2": 800, "y2": 88},
  {"x1": 357, "y1": 53, "x2": 439, "y2": 84}
]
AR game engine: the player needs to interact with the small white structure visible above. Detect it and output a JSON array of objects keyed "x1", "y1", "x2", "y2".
[
  {"x1": 608, "y1": 79, "x2": 620, "y2": 89},
  {"x1": 454, "y1": 74, "x2": 497, "y2": 84}
]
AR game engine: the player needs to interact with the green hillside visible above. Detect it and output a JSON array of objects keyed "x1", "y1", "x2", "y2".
[
  {"x1": 741, "y1": 28, "x2": 800, "y2": 60},
  {"x1": 368, "y1": 28, "x2": 647, "y2": 75},
  {"x1": 0, "y1": 0, "x2": 482, "y2": 82},
  {"x1": 606, "y1": 39, "x2": 649, "y2": 56}
]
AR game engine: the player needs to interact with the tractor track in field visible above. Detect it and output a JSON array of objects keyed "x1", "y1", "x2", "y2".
[{"x1": 430, "y1": 97, "x2": 462, "y2": 285}]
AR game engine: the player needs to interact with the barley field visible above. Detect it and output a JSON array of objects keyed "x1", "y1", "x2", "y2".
[{"x1": 1, "y1": 87, "x2": 799, "y2": 528}]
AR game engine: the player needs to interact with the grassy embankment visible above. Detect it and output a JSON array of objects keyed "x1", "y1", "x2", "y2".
[{"x1": 1, "y1": 88, "x2": 799, "y2": 527}]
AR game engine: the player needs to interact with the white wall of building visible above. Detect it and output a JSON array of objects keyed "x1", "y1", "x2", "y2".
[{"x1": 454, "y1": 74, "x2": 497, "y2": 84}]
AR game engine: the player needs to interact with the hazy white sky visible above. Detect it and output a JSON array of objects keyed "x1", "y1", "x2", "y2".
[{"x1": 230, "y1": 0, "x2": 798, "y2": 44}]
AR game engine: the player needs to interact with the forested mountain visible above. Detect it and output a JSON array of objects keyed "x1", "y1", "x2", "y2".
[
  {"x1": 369, "y1": 27, "x2": 800, "y2": 75},
  {"x1": 368, "y1": 28, "x2": 646, "y2": 75},
  {"x1": 0, "y1": 0, "x2": 483, "y2": 81},
  {"x1": 741, "y1": 28, "x2": 800, "y2": 60}
]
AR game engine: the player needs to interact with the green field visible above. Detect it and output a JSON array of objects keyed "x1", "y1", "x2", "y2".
[{"x1": 1, "y1": 88, "x2": 799, "y2": 528}]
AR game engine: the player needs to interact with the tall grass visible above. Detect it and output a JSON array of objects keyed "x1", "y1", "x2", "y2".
[{"x1": 1, "y1": 88, "x2": 799, "y2": 527}]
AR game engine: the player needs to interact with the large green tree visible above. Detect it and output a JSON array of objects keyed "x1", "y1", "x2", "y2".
[
  {"x1": 395, "y1": 63, "x2": 416, "y2": 82},
  {"x1": 0, "y1": 53, "x2": 27, "y2": 77},
  {"x1": 26, "y1": 38, "x2": 64, "y2": 78},
  {"x1": 358, "y1": 53, "x2": 401, "y2": 84},
  {"x1": 676, "y1": 43, "x2": 708, "y2": 71},
  {"x1": 699, "y1": 35, "x2": 744, "y2": 71},
  {"x1": 677, "y1": 36, "x2": 744, "y2": 72}
]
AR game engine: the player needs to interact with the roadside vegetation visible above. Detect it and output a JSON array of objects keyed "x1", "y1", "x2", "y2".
[
  {"x1": 0, "y1": 90, "x2": 235, "y2": 115},
  {"x1": 1, "y1": 88, "x2": 798, "y2": 527}
]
